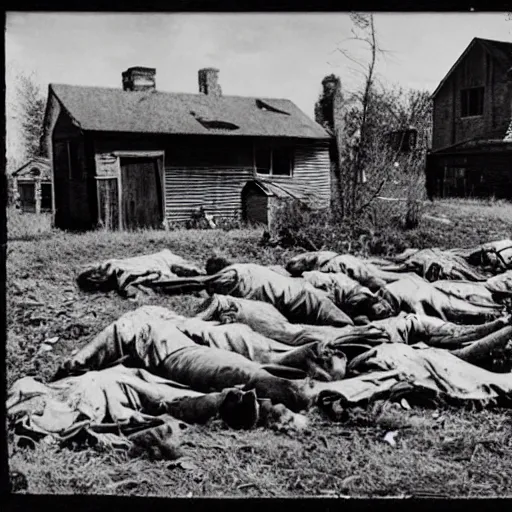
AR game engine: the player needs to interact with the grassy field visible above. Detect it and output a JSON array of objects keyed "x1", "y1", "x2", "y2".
[{"x1": 6, "y1": 200, "x2": 512, "y2": 497}]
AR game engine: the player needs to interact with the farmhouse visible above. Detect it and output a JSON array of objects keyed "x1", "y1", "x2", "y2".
[
  {"x1": 426, "y1": 38, "x2": 512, "y2": 199},
  {"x1": 41, "y1": 67, "x2": 331, "y2": 230},
  {"x1": 11, "y1": 157, "x2": 52, "y2": 213}
]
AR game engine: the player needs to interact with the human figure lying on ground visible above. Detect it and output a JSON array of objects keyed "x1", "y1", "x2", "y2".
[
  {"x1": 378, "y1": 274, "x2": 506, "y2": 324},
  {"x1": 203, "y1": 257, "x2": 506, "y2": 325},
  {"x1": 55, "y1": 306, "x2": 313, "y2": 413},
  {"x1": 170, "y1": 256, "x2": 356, "y2": 327},
  {"x1": 56, "y1": 298, "x2": 512, "y2": 405},
  {"x1": 195, "y1": 293, "x2": 511, "y2": 362},
  {"x1": 286, "y1": 241, "x2": 512, "y2": 285}
]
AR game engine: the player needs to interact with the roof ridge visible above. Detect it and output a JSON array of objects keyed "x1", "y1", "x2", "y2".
[
  {"x1": 50, "y1": 83, "x2": 293, "y2": 103},
  {"x1": 474, "y1": 37, "x2": 512, "y2": 46}
]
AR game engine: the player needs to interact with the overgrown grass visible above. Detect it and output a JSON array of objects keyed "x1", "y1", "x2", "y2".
[
  {"x1": 6, "y1": 200, "x2": 512, "y2": 497},
  {"x1": 268, "y1": 198, "x2": 512, "y2": 258},
  {"x1": 7, "y1": 207, "x2": 54, "y2": 242}
]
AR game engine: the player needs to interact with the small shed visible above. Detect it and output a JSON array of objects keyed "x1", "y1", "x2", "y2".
[
  {"x1": 12, "y1": 157, "x2": 52, "y2": 213},
  {"x1": 241, "y1": 179, "x2": 316, "y2": 230}
]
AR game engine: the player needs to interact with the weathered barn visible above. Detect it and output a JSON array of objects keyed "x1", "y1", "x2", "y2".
[
  {"x1": 41, "y1": 67, "x2": 331, "y2": 231},
  {"x1": 12, "y1": 157, "x2": 52, "y2": 213},
  {"x1": 426, "y1": 38, "x2": 512, "y2": 199}
]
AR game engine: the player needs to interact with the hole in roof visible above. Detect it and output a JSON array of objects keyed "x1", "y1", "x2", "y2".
[
  {"x1": 195, "y1": 118, "x2": 240, "y2": 131},
  {"x1": 256, "y1": 99, "x2": 290, "y2": 115}
]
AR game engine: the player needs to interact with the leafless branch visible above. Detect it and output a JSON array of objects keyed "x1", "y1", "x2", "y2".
[{"x1": 334, "y1": 48, "x2": 369, "y2": 72}]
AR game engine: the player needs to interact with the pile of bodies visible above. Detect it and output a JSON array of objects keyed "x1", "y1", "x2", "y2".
[{"x1": 7, "y1": 239, "x2": 512, "y2": 459}]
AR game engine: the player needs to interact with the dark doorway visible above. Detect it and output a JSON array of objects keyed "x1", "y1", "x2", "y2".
[
  {"x1": 41, "y1": 183, "x2": 52, "y2": 211},
  {"x1": 18, "y1": 183, "x2": 36, "y2": 212},
  {"x1": 120, "y1": 157, "x2": 163, "y2": 230}
]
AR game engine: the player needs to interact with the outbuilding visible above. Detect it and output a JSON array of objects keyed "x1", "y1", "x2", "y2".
[
  {"x1": 241, "y1": 179, "x2": 316, "y2": 230},
  {"x1": 426, "y1": 38, "x2": 512, "y2": 199},
  {"x1": 11, "y1": 157, "x2": 52, "y2": 213}
]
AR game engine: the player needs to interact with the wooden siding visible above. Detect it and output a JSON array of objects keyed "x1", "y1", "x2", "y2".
[
  {"x1": 84, "y1": 134, "x2": 332, "y2": 228},
  {"x1": 165, "y1": 167, "x2": 254, "y2": 222},
  {"x1": 257, "y1": 141, "x2": 331, "y2": 208},
  {"x1": 433, "y1": 41, "x2": 512, "y2": 151},
  {"x1": 97, "y1": 177, "x2": 119, "y2": 229},
  {"x1": 52, "y1": 108, "x2": 95, "y2": 230},
  {"x1": 426, "y1": 151, "x2": 512, "y2": 199},
  {"x1": 164, "y1": 140, "x2": 331, "y2": 222}
]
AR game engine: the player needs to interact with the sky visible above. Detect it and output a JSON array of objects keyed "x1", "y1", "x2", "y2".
[{"x1": 5, "y1": 11, "x2": 512, "y2": 163}]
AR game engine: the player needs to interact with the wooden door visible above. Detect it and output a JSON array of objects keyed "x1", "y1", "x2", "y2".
[
  {"x1": 41, "y1": 183, "x2": 52, "y2": 211},
  {"x1": 120, "y1": 157, "x2": 163, "y2": 229},
  {"x1": 18, "y1": 183, "x2": 36, "y2": 212}
]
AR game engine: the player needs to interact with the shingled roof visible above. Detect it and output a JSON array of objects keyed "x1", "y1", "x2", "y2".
[
  {"x1": 50, "y1": 84, "x2": 330, "y2": 140},
  {"x1": 432, "y1": 37, "x2": 512, "y2": 98}
]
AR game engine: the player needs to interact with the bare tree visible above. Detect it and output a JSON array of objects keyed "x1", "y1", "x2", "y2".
[{"x1": 329, "y1": 13, "x2": 431, "y2": 226}]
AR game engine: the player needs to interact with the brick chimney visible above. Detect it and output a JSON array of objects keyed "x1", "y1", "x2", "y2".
[
  {"x1": 122, "y1": 67, "x2": 156, "y2": 92},
  {"x1": 198, "y1": 68, "x2": 222, "y2": 97}
]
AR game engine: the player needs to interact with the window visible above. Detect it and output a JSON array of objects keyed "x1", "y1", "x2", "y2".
[
  {"x1": 460, "y1": 87, "x2": 484, "y2": 117},
  {"x1": 386, "y1": 129, "x2": 418, "y2": 153},
  {"x1": 255, "y1": 147, "x2": 271, "y2": 174},
  {"x1": 254, "y1": 146, "x2": 293, "y2": 176}
]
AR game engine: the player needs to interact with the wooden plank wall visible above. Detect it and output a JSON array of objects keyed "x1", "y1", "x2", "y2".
[
  {"x1": 97, "y1": 178, "x2": 119, "y2": 229},
  {"x1": 164, "y1": 140, "x2": 331, "y2": 222},
  {"x1": 165, "y1": 167, "x2": 254, "y2": 222},
  {"x1": 258, "y1": 141, "x2": 331, "y2": 208}
]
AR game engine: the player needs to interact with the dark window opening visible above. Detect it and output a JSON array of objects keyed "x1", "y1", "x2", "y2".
[
  {"x1": 41, "y1": 183, "x2": 52, "y2": 211},
  {"x1": 30, "y1": 167, "x2": 41, "y2": 177},
  {"x1": 255, "y1": 147, "x2": 271, "y2": 174},
  {"x1": 460, "y1": 87, "x2": 484, "y2": 117},
  {"x1": 255, "y1": 146, "x2": 293, "y2": 176},
  {"x1": 255, "y1": 99, "x2": 290, "y2": 115},
  {"x1": 386, "y1": 129, "x2": 418, "y2": 153},
  {"x1": 272, "y1": 148, "x2": 293, "y2": 175}
]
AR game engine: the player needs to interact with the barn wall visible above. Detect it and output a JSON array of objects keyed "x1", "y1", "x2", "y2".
[
  {"x1": 256, "y1": 140, "x2": 331, "y2": 209},
  {"x1": 432, "y1": 42, "x2": 512, "y2": 151},
  {"x1": 52, "y1": 109, "x2": 93, "y2": 230},
  {"x1": 427, "y1": 151, "x2": 512, "y2": 199},
  {"x1": 165, "y1": 167, "x2": 254, "y2": 222},
  {"x1": 91, "y1": 134, "x2": 331, "y2": 225},
  {"x1": 43, "y1": 93, "x2": 61, "y2": 220}
]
